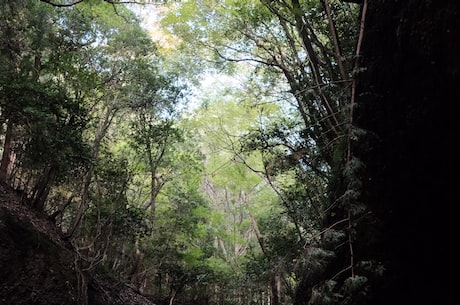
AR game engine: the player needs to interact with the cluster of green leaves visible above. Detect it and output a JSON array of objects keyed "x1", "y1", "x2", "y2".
[
  {"x1": 160, "y1": 1, "x2": 370, "y2": 305},
  {"x1": 0, "y1": 0, "x2": 372, "y2": 304},
  {"x1": 0, "y1": 1, "x2": 217, "y2": 303}
]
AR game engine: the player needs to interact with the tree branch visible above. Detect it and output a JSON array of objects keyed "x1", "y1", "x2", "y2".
[
  {"x1": 40, "y1": 0, "x2": 84, "y2": 7},
  {"x1": 40, "y1": 0, "x2": 162, "y2": 7}
]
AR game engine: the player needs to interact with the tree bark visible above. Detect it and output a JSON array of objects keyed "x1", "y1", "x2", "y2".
[
  {"x1": 66, "y1": 101, "x2": 117, "y2": 238},
  {"x1": 31, "y1": 166, "x2": 55, "y2": 211},
  {"x1": 0, "y1": 120, "x2": 14, "y2": 183},
  {"x1": 248, "y1": 211, "x2": 280, "y2": 305}
]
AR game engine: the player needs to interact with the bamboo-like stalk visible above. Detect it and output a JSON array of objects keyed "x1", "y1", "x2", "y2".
[{"x1": 346, "y1": 0, "x2": 368, "y2": 278}]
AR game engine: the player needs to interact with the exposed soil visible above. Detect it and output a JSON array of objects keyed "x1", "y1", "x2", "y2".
[{"x1": 0, "y1": 183, "x2": 155, "y2": 305}]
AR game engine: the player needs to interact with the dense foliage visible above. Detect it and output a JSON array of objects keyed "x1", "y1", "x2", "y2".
[{"x1": 0, "y1": 1, "x2": 378, "y2": 305}]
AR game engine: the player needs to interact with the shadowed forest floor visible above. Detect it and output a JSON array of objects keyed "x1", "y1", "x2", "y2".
[{"x1": 0, "y1": 183, "x2": 157, "y2": 305}]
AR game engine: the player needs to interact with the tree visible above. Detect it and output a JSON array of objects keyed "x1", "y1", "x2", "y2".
[
  {"x1": 4, "y1": 1, "x2": 456, "y2": 305},
  {"x1": 0, "y1": 0, "x2": 92, "y2": 209},
  {"x1": 65, "y1": 3, "x2": 160, "y2": 238},
  {"x1": 161, "y1": 1, "x2": 365, "y2": 304},
  {"x1": 190, "y1": 94, "x2": 297, "y2": 305}
]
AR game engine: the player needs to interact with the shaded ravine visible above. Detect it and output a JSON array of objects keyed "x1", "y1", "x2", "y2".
[
  {"x1": 353, "y1": 1, "x2": 459, "y2": 305},
  {"x1": 0, "y1": 183, "x2": 155, "y2": 305}
]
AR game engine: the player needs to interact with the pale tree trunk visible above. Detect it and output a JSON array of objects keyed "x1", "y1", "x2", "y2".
[
  {"x1": 128, "y1": 238, "x2": 146, "y2": 289},
  {"x1": 128, "y1": 135, "x2": 169, "y2": 292},
  {"x1": 248, "y1": 210, "x2": 281, "y2": 305},
  {"x1": 66, "y1": 102, "x2": 118, "y2": 238},
  {"x1": 0, "y1": 120, "x2": 14, "y2": 183}
]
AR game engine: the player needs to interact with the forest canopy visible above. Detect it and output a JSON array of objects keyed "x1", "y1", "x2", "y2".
[{"x1": 5, "y1": 0, "x2": 449, "y2": 305}]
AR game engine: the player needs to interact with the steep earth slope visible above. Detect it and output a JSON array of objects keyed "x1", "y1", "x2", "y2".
[{"x1": 0, "y1": 183, "x2": 155, "y2": 305}]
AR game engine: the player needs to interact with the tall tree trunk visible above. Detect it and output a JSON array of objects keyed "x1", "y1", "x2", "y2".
[
  {"x1": 128, "y1": 237, "x2": 146, "y2": 289},
  {"x1": 248, "y1": 211, "x2": 281, "y2": 305},
  {"x1": 0, "y1": 120, "x2": 14, "y2": 183},
  {"x1": 66, "y1": 167, "x2": 94, "y2": 238},
  {"x1": 32, "y1": 166, "x2": 55, "y2": 210},
  {"x1": 291, "y1": 0, "x2": 341, "y2": 129},
  {"x1": 66, "y1": 103, "x2": 117, "y2": 238}
]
